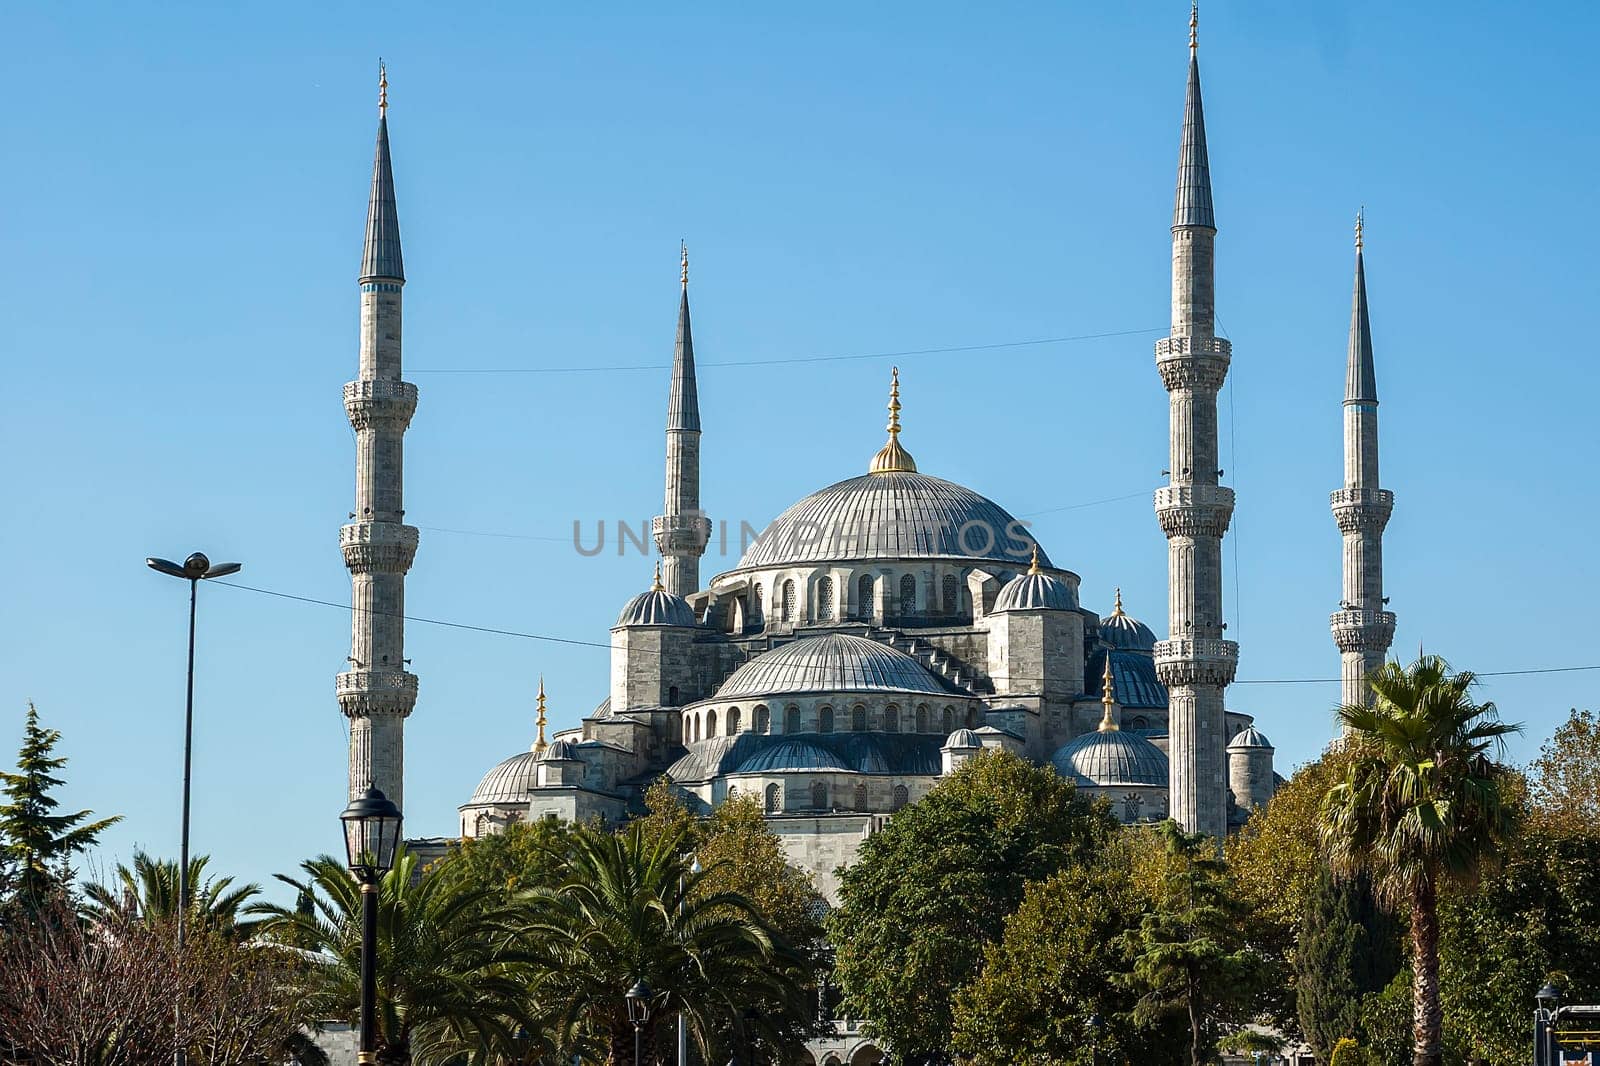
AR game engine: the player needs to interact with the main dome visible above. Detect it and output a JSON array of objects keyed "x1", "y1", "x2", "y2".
[
  {"x1": 715, "y1": 632, "x2": 948, "y2": 699},
  {"x1": 734, "y1": 471, "x2": 1049, "y2": 571}
]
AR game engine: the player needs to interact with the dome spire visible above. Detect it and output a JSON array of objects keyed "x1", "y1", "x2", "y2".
[
  {"x1": 1098, "y1": 657, "x2": 1120, "y2": 732},
  {"x1": 1112, "y1": 587, "x2": 1125, "y2": 617},
  {"x1": 652, "y1": 558, "x2": 665, "y2": 592},
  {"x1": 869, "y1": 366, "x2": 918, "y2": 474},
  {"x1": 1028, "y1": 545, "x2": 1042, "y2": 575},
  {"x1": 533, "y1": 676, "x2": 549, "y2": 756}
]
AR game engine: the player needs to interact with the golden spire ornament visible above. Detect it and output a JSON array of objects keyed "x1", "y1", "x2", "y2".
[
  {"x1": 652, "y1": 559, "x2": 665, "y2": 592},
  {"x1": 1355, "y1": 207, "x2": 1364, "y2": 252},
  {"x1": 378, "y1": 60, "x2": 388, "y2": 117},
  {"x1": 1028, "y1": 545, "x2": 1042, "y2": 576},
  {"x1": 680, "y1": 240, "x2": 689, "y2": 287},
  {"x1": 868, "y1": 366, "x2": 918, "y2": 474},
  {"x1": 533, "y1": 676, "x2": 549, "y2": 756},
  {"x1": 1189, "y1": 1, "x2": 1199, "y2": 56},
  {"x1": 1111, "y1": 587, "x2": 1126, "y2": 617},
  {"x1": 1098, "y1": 656, "x2": 1120, "y2": 732}
]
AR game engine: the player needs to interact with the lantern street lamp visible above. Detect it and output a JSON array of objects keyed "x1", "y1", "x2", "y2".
[
  {"x1": 146, "y1": 551, "x2": 240, "y2": 1066},
  {"x1": 341, "y1": 785, "x2": 403, "y2": 1066},
  {"x1": 626, "y1": 979, "x2": 653, "y2": 1066},
  {"x1": 1535, "y1": 981, "x2": 1563, "y2": 1066}
]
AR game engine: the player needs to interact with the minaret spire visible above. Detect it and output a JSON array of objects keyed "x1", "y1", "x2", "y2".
[
  {"x1": 338, "y1": 67, "x2": 420, "y2": 810},
  {"x1": 532, "y1": 677, "x2": 549, "y2": 757},
  {"x1": 1331, "y1": 211, "x2": 1395, "y2": 721},
  {"x1": 1153, "y1": 7, "x2": 1237, "y2": 840},
  {"x1": 653, "y1": 244, "x2": 710, "y2": 597}
]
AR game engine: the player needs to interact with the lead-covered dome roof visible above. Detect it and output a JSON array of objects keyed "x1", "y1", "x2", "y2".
[
  {"x1": 617, "y1": 566, "x2": 697, "y2": 628},
  {"x1": 994, "y1": 552, "x2": 1075, "y2": 612},
  {"x1": 1100, "y1": 590, "x2": 1158, "y2": 652},
  {"x1": 466, "y1": 751, "x2": 538, "y2": 805},
  {"x1": 732, "y1": 471, "x2": 1049, "y2": 571},
  {"x1": 1227, "y1": 725, "x2": 1273, "y2": 751},
  {"x1": 1051, "y1": 730, "x2": 1169, "y2": 788},
  {"x1": 715, "y1": 633, "x2": 948, "y2": 699}
]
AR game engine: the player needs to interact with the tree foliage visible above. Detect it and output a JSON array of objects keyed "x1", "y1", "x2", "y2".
[
  {"x1": 1527, "y1": 708, "x2": 1600, "y2": 838},
  {"x1": 828, "y1": 750, "x2": 1116, "y2": 1062},
  {"x1": 1295, "y1": 867, "x2": 1402, "y2": 1062},
  {"x1": 83, "y1": 851, "x2": 263, "y2": 939}
]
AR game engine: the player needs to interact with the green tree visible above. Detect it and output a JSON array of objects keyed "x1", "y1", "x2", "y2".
[
  {"x1": 1117, "y1": 821, "x2": 1262, "y2": 1066},
  {"x1": 828, "y1": 749, "x2": 1116, "y2": 1062},
  {"x1": 83, "y1": 851, "x2": 263, "y2": 939},
  {"x1": 520, "y1": 821, "x2": 814, "y2": 1066},
  {"x1": 1295, "y1": 867, "x2": 1403, "y2": 1061},
  {"x1": 1527, "y1": 708, "x2": 1600, "y2": 838},
  {"x1": 0, "y1": 702, "x2": 120, "y2": 909},
  {"x1": 439, "y1": 815, "x2": 577, "y2": 897},
  {"x1": 950, "y1": 855, "x2": 1186, "y2": 1066},
  {"x1": 252, "y1": 846, "x2": 533, "y2": 1065},
  {"x1": 1320, "y1": 655, "x2": 1520, "y2": 1066}
]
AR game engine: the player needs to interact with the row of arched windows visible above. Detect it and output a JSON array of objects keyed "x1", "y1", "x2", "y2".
[
  {"x1": 751, "y1": 781, "x2": 912, "y2": 814},
  {"x1": 683, "y1": 702, "x2": 974, "y2": 742},
  {"x1": 760, "y1": 572, "x2": 969, "y2": 625}
]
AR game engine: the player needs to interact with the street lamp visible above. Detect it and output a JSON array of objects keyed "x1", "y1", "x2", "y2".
[
  {"x1": 341, "y1": 785, "x2": 403, "y2": 1066},
  {"x1": 146, "y1": 551, "x2": 240, "y2": 1066},
  {"x1": 1535, "y1": 981, "x2": 1563, "y2": 1066},
  {"x1": 627, "y1": 979, "x2": 653, "y2": 1066}
]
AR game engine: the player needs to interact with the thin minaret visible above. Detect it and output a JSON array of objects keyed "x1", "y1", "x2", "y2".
[
  {"x1": 1330, "y1": 210, "x2": 1395, "y2": 719},
  {"x1": 653, "y1": 243, "x2": 710, "y2": 597},
  {"x1": 1153, "y1": 4, "x2": 1238, "y2": 840},
  {"x1": 337, "y1": 63, "x2": 420, "y2": 809}
]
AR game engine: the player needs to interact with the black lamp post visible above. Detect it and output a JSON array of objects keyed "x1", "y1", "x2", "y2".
[
  {"x1": 146, "y1": 551, "x2": 240, "y2": 1066},
  {"x1": 341, "y1": 785, "x2": 403, "y2": 1066},
  {"x1": 626, "y1": 979, "x2": 652, "y2": 1066},
  {"x1": 1535, "y1": 981, "x2": 1562, "y2": 1066}
]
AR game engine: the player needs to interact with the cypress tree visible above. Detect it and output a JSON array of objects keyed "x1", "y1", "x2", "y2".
[{"x1": 1296, "y1": 867, "x2": 1402, "y2": 1061}]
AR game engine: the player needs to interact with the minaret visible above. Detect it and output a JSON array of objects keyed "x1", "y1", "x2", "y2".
[
  {"x1": 1152, "y1": 5, "x2": 1238, "y2": 840},
  {"x1": 336, "y1": 64, "x2": 419, "y2": 809},
  {"x1": 653, "y1": 243, "x2": 710, "y2": 597},
  {"x1": 1330, "y1": 211, "x2": 1395, "y2": 716}
]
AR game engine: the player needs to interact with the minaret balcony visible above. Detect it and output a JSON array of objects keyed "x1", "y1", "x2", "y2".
[
  {"x1": 652, "y1": 513, "x2": 712, "y2": 554},
  {"x1": 1329, "y1": 609, "x2": 1396, "y2": 654},
  {"x1": 343, "y1": 379, "x2": 419, "y2": 431},
  {"x1": 340, "y1": 523, "x2": 419, "y2": 573},
  {"x1": 1154, "y1": 336, "x2": 1231, "y2": 392},
  {"x1": 1330, "y1": 488, "x2": 1394, "y2": 534},
  {"x1": 336, "y1": 669, "x2": 418, "y2": 717},
  {"x1": 1154, "y1": 485, "x2": 1234, "y2": 539},
  {"x1": 1153, "y1": 638, "x2": 1239, "y2": 687}
]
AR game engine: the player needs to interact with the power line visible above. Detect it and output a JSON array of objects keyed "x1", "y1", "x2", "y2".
[
  {"x1": 212, "y1": 579, "x2": 1600, "y2": 687},
  {"x1": 409, "y1": 327, "x2": 1165, "y2": 375}
]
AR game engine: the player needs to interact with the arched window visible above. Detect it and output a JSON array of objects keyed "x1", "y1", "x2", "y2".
[
  {"x1": 668, "y1": 685, "x2": 679, "y2": 705},
  {"x1": 1129, "y1": 716, "x2": 1149, "y2": 731},
  {"x1": 754, "y1": 706, "x2": 770, "y2": 734},
  {"x1": 899, "y1": 574, "x2": 917, "y2": 614},
  {"x1": 851, "y1": 705, "x2": 867, "y2": 732},
  {"x1": 726, "y1": 707, "x2": 741, "y2": 735},
  {"x1": 706, "y1": 709, "x2": 718, "y2": 737},
  {"x1": 816, "y1": 576, "x2": 834, "y2": 621},
  {"x1": 854, "y1": 783, "x2": 868, "y2": 811},
  {"x1": 727, "y1": 784, "x2": 739, "y2": 799},
  {"x1": 693, "y1": 714, "x2": 702, "y2": 743},
  {"x1": 892, "y1": 784, "x2": 909, "y2": 811},
  {"x1": 819, "y1": 706, "x2": 834, "y2": 733},
  {"x1": 811, "y1": 782, "x2": 828, "y2": 810},
  {"x1": 683, "y1": 714, "x2": 691, "y2": 740},
  {"x1": 765, "y1": 782, "x2": 781, "y2": 813},
  {"x1": 857, "y1": 574, "x2": 875, "y2": 619},
  {"x1": 785, "y1": 705, "x2": 800, "y2": 734},
  {"x1": 751, "y1": 583, "x2": 763, "y2": 622},
  {"x1": 941, "y1": 706, "x2": 954, "y2": 732},
  {"x1": 942, "y1": 574, "x2": 959, "y2": 615},
  {"x1": 781, "y1": 580, "x2": 796, "y2": 623},
  {"x1": 966, "y1": 707, "x2": 979, "y2": 729},
  {"x1": 915, "y1": 704, "x2": 929, "y2": 733},
  {"x1": 1122, "y1": 793, "x2": 1144, "y2": 821},
  {"x1": 885, "y1": 705, "x2": 900, "y2": 733}
]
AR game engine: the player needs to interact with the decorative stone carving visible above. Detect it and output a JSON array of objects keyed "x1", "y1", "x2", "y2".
[
  {"x1": 1329, "y1": 609, "x2": 1397, "y2": 653},
  {"x1": 1330, "y1": 487, "x2": 1394, "y2": 534},
  {"x1": 340, "y1": 523, "x2": 419, "y2": 573},
  {"x1": 1154, "y1": 484, "x2": 1235, "y2": 538},
  {"x1": 336, "y1": 669, "x2": 418, "y2": 718},
  {"x1": 1154, "y1": 336, "x2": 1232, "y2": 392},
  {"x1": 343, "y1": 379, "x2": 419, "y2": 431},
  {"x1": 1153, "y1": 638, "x2": 1239, "y2": 687}
]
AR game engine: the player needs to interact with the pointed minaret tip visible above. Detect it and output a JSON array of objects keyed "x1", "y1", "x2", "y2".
[
  {"x1": 360, "y1": 62, "x2": 404, "y2": 283},
  {"x1": 1173, "y1": 1, "x2": 1215, "y2": 230},
  {"x1": 1346, "y1": 207, "x2": 1377, "y2": 404},
  {"x1": 1355, "y1": 207, "x2": 1364, "y2": 252},
  {"x1": 1189, "y1": 0, "x2": 1198, "y2": 56},
  {"x1": 378, "y1": 59, "x2": 388, "y2": 117},
  {"x1": 680, "y1": 240, "x2": 689, "y2": 287}
]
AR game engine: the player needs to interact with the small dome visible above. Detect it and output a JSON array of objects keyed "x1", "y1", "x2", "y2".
[
  {"x1": 592, "y1": 695, "x2": 613, "y2": 719},
  {"x1": 715, "y1": 633, "x2": 946, "y2": 700},
  {"x1": 736, "y1": 740, "x2": 854, "y2": 774},
  {"x1": 540, "y1": 739, "x2": 579, "y2": 761},
  {"x1": 467, "y1": 751, "x2": 538, "y2": 805},
  {"x1": 1051, "y1": 730, "x2": 1169, "y2": 788},
  {"x1": 1100, "y1": 589, "x2": 1158, "y2": 652},
  {"x1": 943, "y1": 728, "x2": 981, "y2": 749},
  {"x1": 993, "y1": 563, "x2": 1073, "y2": 612},
  {"x1": 616, "y1": 571, "x2": 697, "y2": 628},
  {"x1": 1227, "y1": 725, "x2": 1273, "y2": 751}
]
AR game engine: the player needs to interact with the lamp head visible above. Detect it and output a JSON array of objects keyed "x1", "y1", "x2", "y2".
[
  {"x1": 625, "y1": 979, "x2": 652, "y2": 1026},
  {"x1": 183, "y1": 552, "x2": 211, "y2": 578},
  {"x1": 1537, "y1": 980, "x2": 1562, "y2": 1008},
  {"x1": 340, "y1": 785, "x2": 403, "y2": 882}
]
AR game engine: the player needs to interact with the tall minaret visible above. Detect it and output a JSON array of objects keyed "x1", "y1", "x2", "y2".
[
  {"x1": 1152, "y1": 5, "x2": 1238, "y2": 840},
  {"x1": 1330, "y1": 212, "x2": 1395, "y2": 717},
  {"x1": 653, "y1": 243, "x2": 710, "y2": 597},
  {"x1": 337, "y1": 64, "x2": 419, "y2": 809}
]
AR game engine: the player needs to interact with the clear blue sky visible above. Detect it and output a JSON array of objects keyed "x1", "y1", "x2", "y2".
[{"x1": 2, "y1": 3, "x2": 1595, "y2": 899}]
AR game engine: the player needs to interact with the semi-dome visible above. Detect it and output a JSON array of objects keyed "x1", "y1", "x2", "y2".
[
  {"x1": 616, "y1": 565, "x2": 697, "y2": 627},
  {"x1": 1100, "y1": 589, "x2": 1158, "y2": 652},
  {"x1": 1086, "y1": 648, "x2": 1168, "y2": 710},
  {"x1": 943, "y1": 728, "x2": 981, "y2": 749},
  {"x1": 715, "y1": 633, "x2": 948, "y2": 699},
  {"x1": 1051, "y1": 730, "x2": 1169, "y2": 788},
  {"x1": 540, "y1": 738, "x2": 578, "y2": 761},
  {"x1": 467, "y1": 751, "x2": 538, "y2": 805},
  {"x1": 732, "y1": 471, "x2": 1048, "y2": 571},
  {"x1": 665, "y1": 732, "x2": 945, "y2": 782},
  {"x1": 1227, "y1": 725, "x2": 1273, "y2": 751},
  {"x1": 735, "y1": 740, "x2": 854, "y2": 774},
  {"x1": 994, "y1": 551, "x2": 1075, "y2": 611}
]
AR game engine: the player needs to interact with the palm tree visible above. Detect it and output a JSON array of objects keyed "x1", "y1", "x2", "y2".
[
  {"x1": 520, "y1": 822, "x2": 814, "y2": 1066},
  {"x1": 250, "y1": 845, "x2": 534, "y2": 1066},
  {"x1": 1320, "y1": 655, "x2": 1520, "y2": 1066},
  {"x1": 83, "y1": 851, "x2": 262, "y2": 938}
]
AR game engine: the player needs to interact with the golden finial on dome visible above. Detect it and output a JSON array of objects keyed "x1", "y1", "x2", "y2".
[
  {"x1": 1112, "y1": 587, "x2": 1125, "y2": 617},
  {"x1": 652, "y1": 559, "x2": 665, "y2": 592},
  {"x1": 1028, "y1": 545, "x2": 1042, "y2": 576},
  {"x1": 868, "y1": 366, "x2": 918, "y2": 474},
  {"x1": 533, "y1": 676, "x2": 549, "y2": 756},
  {"x1": 680, "y1": 240, "x2": 689, "y2": 287},
  {"x1": 1098, "y1": 656, "x2": 1120, "y2": 732},
  {"x1": 378, "y1": 60, "x2": 388, "y2": 117},
  {"x1": 1355, "y1": 207, "x2": 1364, "y2": 252},
  {"x1": 1189, "y1": 1, "x2": 1198, "y2": 57}
]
